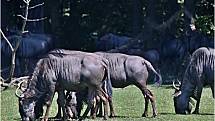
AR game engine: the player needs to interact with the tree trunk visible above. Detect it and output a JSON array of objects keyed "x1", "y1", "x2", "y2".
[
  {"x1": 132, "y1": 0, "x2": 141, "y2": 37},
  {"x1": 141, "y1": 0, "x2": 157, "y2": 49}
]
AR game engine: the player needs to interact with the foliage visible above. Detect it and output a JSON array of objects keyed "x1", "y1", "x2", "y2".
[
  {"x1": 195, "y1": 15, "x2": 214, "y2": 37},
  {"x1": 2, "y1": 0, "x2": 214, "y2": 50},
  {"x1": 195, "y1": 0, "x2": 214, "y2": 37},
  {"x1": 1, "y1": 85, "x2": 214, "y2": 121}
]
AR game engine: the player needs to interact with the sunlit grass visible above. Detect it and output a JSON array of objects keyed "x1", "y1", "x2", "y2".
[{"x1": 1, "y1": 85, "x2": 214, "y2": 121}]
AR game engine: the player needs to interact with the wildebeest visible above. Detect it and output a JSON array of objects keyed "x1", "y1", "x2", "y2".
[
  {"x1": 1, "y1": 33, "x2": 54, "y2": 78},
  {"x1": 161, "y1": 38, "x2": 186, "y2": 60},
  {"x1": 16, "y1": 50, "x2": 110, "y2": 121},
  {"x1": 96, "y1": 33, "x2": 130, "y2": 51},
  {"x1": 48, "y1": 49, "x2": 111, "y2": 119},
  {"x1": 143, "y1": 49, "x2": 160, "y2": 68},
  {"x1": 70, "y1": 52, "x2": 162, "y2": 118},
  {"x1": 173, "y1": 47, "x2": 214, "y2": 114}
]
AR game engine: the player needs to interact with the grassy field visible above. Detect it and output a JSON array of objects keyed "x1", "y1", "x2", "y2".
[{"x1": 1, "y1": 85, "x2": 214, "y2": 121}]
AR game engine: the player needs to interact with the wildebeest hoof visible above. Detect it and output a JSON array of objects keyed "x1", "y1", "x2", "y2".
[
  {"x1": 78, "y1": 117, "x2": 85, "y2": 121},
  {"x1": 54, "y1": 114, "x2": 61, "y2": 119},
  {"x1": 152, "y1": 112, "x2": 158, "y2": 118},
  {"x1": 110, "y1": 113, "x2": 116, "y2": 118},
  {"x1": 142, "y1": 113, "x2": 148, "y2": 117},
  {"x1": 152, "y1": 113, "x2": 157, "y2": 118},
  {"x1": 103, "y1": 115, "x2": 108, "y2": 120},
  {"x1": 89, "y1": 114, "x2": 96, "y2": 119},
  {"x1": 192, "y1": 111, "x2": 199, "y2": 114},
  {"x1": 41, "y1": 117, "x2": 49, "y2": 121}
]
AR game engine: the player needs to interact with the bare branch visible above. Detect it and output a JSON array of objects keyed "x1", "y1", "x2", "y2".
[
  {"x1": 0, "y1": 29, "x2": 14, "y2": 51},
  {"x1": 27, "y1": 17, "x2": 47, "y2": 22},
  {"x1": 29, "y1": 2, "x2": 44, "y2": 10},
  {"x1": 17, "y1": 14, "x2": 27, "y2": 20},
  {"x1": 17, "y1": 14, "x2": 47, "y2": 22},
  {"x1": 9, "y1": 76, "x2": 30, "y2": 86},
  {"x1": 22, "y1": 0, "x2": 28, "y2": 4},
  {"x1": 20, "y1": 0, "x2": 30, "y2": 34}
]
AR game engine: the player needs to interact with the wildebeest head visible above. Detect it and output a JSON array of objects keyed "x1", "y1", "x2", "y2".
[
  {"x1": 172, "y1": 80, "x2": 192, "y2": 114},
  {"x1": 18, "y1": 96, "x2": 36, "y2": 121},
  {"x1": 16, "y1": 78, "x2": 43, "y2": 121}
]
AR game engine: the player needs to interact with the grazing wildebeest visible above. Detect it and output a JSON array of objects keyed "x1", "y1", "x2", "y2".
[
  {"x1": 70, "y1": 52, "x2": 162, "y2": 118},
  {"x1": 16, "y1": 50, "x2": 110, "y2": 121},
  {"x1": 173, "y1": 47, "x2": 214, "y2": 114}
]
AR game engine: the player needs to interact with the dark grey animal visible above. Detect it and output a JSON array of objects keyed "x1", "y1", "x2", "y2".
[
  {"x1": 1, "y1": 33, "x2": 54, "y2": 78},
  {"x1": 173, "y1": 47, "x2": 214, "y2": 114},
  {"x1": 161, "y1": 38, "x2": 186, "y2": 60},
  {"x1": 47, "y1": 49, "x2": 111, "y2": 119},
  {"x1": 1, "y1": 33, "x2": 53, "y2": 58},
  {"x1": 96, "y1": 33, "x2": 130, "y2": 51},
  {"x1": 16, "y1": 50, "x2": 110, "y2": 121},
  {"x1": 143, "y1": 49, "x2": 160, "y2": 68},
  {"x1": 90, "y1": 52, "x2": 162, "y2": 117}
]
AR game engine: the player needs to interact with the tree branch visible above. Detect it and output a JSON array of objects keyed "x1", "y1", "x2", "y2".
[
  {"x1": 27, "y1": 17, "x2": 47, "y2": 22},
  {"x1": 17, "y1": 14, "x2": 47, "y2": 22},
  {"x1": 0, "y1": 29, "x2": 14, "y2": 51},
  {"x1": 17, "y1": 14, "x2": 27, "y2": 20},
  {"x1": 29, "y1": 2, "x2": 44, "y2": 10}
]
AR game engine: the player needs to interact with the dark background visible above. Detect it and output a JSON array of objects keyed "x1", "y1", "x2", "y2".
[{"x1": 1, "y1": 0, "x2": 214, "y2": 83}]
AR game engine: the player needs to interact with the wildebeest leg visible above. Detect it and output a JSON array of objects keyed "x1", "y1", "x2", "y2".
[
  {"x1": 211, "y1": 84, "x2": 214, "y2": 98},
  {"x1": 96, "y1": 99, "x2": 102, "y2": 117},
  {"x1": 108, "y1": 97, "x2": 116, "y2": 117},
  {"x1": 57, "y1": 90, "x2": 67, "y2": 120},
  {"x1": 192, "y1": 87, "x2": 203, "y2": 114},
  {"x1": 81, "y1": 88, "x2": 95, "y2": 120},
  {"x1": 42, "y1": 85, "x2": 56, "y2": 121},
  {"x1": 96, "y1": 87, "x2": 108, "y2": 120},
  {"x1": 147, "y1": 89, "x2": 157, "y2": 117},
  {"x1": 91, "y1": 95, "x2": 100, "y2": 118},
  {"x1": 136, "y1": 83, "x2": 157, "y2": 117},
  {"x1": 142, "y1": 96, "x2": 149, "y2": 117},
  {"x1": 144, "y1": 89, "x2": 157, "y2": 117}
]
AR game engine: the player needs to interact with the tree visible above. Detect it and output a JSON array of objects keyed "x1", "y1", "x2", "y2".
[{"x1": 1, "y1": 0, "x2": 46, "y2": 88}]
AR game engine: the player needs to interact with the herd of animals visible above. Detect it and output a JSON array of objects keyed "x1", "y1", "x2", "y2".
[
  {"x1": 1, "y1": 32, "x2": 214, "y2": 121},
  {"x1": 14, "y1": 47, "x2": 214, "y2": 121}
]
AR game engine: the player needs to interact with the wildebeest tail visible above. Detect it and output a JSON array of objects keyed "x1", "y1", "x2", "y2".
[{"x1": 143, "y1": 60, "x2": 162, "y2": 86}]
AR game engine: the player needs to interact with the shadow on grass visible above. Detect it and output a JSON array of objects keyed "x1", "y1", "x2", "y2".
[
  {"x1": 160, "y1": 112, "x2": 176, "y2": 115},
  {"x1": 197, "y1": 113, "x2": 215, "y2": 116},
  {"x1": 110, "y1": 115, "x2": 131, "y2": 118},
  {"x1": 13, "y1": 118, "x2": 22, "y2": 121},
  {"x1": 160, "y1": 112, "x2": 215, "y2": 116},
  {"x1": 111, "y1": 115, "x2": 159, "y2": 119}
]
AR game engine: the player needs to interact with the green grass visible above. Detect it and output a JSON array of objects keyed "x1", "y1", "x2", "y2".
[{"x1": 1, "y1": 85, "x2": 214, "y2": 121}]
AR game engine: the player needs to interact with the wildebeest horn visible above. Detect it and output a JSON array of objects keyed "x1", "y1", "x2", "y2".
[
  {"x1": 10, "y1": 76, "x2": 30, "y2": 86},
  {"x1": 177, "y1": 79, "x2": 181, "y2": 86},
  {"x1": 172, "y1": 80, "x2": 179, "y2": 91},
  {"x1": 15, "y1": 79, "x2": 28, "y2": 98},
  {"x1": 189, "y1": 98, "x2": 195, "y2": 106}
]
